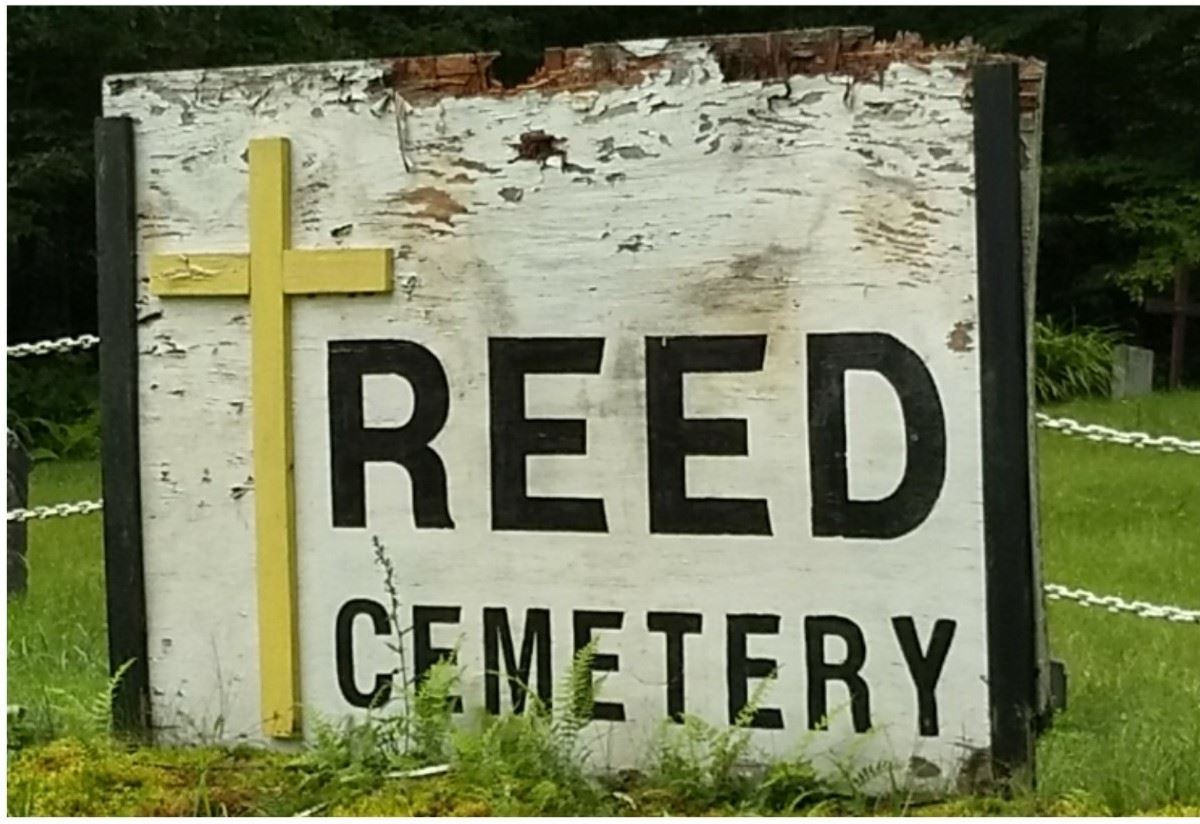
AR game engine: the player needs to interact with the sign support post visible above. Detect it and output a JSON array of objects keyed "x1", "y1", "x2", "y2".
[
  {"x1": 974, "y1": 61, "x2": 1038, "y2": 783},
  {"x1": 96, "y1": 115, "x2": 151, "y2": 738}
]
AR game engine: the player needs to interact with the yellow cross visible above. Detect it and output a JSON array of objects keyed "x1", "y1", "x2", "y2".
[{"x1": 149, "y1": 138, "x2": 392, "y2": 738}]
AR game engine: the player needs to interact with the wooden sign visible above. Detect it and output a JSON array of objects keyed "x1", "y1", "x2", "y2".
[{"x1": 97, "y1": 29, "x2": 1044, "y2": 786}]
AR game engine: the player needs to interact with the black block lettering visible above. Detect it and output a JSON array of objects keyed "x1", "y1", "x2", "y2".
[
  {"x1": 334, "y1": 598, "x2": 393, "y2": 709},
  {"x1": 329, "y1": 340, "x2": 453, "y2": 529},
  {"x1": 726, "y1": 614, "x2": 784, "y2": 729},
  {"x1": 647, "y1": 612, "x2": 703, "y2": 722},
  {"x1": 805, "y1": 615, "x2": 871, "y2": 732},
  {"x1": 572, "y1": 610, "x2": 626, "y2": 722},
  {"x1": 645, "y1": 335, "x2": 771, "y2": 535},
  {"x1": 489, "y1": 337, "x2": 608, "y2": 533},
  {"x1": 892, "y1": 616, "x2": 956, "y2": 737},
  {"x1": 807, "y1": 332, "x2": 946, "y2": 539},
  {"x1": 484, "y1": 607, "x2": 552, "y2": 715}
]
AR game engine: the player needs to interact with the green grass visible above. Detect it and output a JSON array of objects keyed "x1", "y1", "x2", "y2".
[
  {"x1": 6, "y1": 459, "x2": 108, "y2": 740},
  {"x1": 1033, "y1": 391, "x2": 1200, "y2": 812},
  {"x1": 7, "y1": 392, "x2": 1200, "y2": 814}
]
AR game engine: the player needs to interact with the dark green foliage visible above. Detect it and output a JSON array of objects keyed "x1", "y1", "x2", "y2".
[
  {"x1": 6, "y1": 356, "x2": 101, "y2": 460},
  {"x1": 1112, "y1": 190, "x2": 1200, "y2": 302},
  {"x1": 1034, "y1": 319, "x2": 1125, "y2": 403}
]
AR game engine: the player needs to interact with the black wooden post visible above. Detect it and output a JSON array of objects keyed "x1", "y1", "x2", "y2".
[
  {"x1": 96, "y1": 116, "x2": 151, "y2": 738},
  {"x1": 974, "y1": 61, "x2": 1038, "y2": 786}
]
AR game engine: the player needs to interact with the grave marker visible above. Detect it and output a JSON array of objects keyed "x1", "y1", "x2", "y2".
[
  {"x1": 1111, "y1": 344, "x2": 1155, "y2": 399},
  {"x1": 98, "y1": 29, "x2": 1046, "y2": 786}
]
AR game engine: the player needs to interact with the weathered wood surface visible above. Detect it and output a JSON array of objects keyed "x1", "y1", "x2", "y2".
[
  {"x1": 104, "y1": 29, "x2": 1042, "y2": 784},
  {"x1": 1014, "y1": 61, "x2": 1051, "y2": 731}
]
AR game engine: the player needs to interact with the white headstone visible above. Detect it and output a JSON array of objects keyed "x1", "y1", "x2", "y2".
[{"x1": 1111, "y1": 344, "x2": 1154, "y2": 398}]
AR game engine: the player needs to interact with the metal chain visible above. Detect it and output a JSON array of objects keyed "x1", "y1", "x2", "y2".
[
  {"x1": 1036, "y1": 412, "x2": 1200, "y2": 456},
  {"x1": 7, "y1": 334, "x2": 101, "y2": 359},
  {"x1": 1044, "y1": 583, "x2": 1200, "y2": 624},
  {"x1": 6, "y1": 499, "x2": 104, "y2": 523}
]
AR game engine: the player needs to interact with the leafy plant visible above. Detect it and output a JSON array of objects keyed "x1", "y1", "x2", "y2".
[
  {"x1": 24, "y1": 659, "x2": 137, "y2": 747},
  {"x1": 1110, "y1": 190, "x2": 1200, "y2": 302},
  {"x1": 753, "y1": 757, "x2": 829, "y2": 813},
  {"x1": 296, "y1": 539, "x2": 462, "y2": 785},
  {"x1": 553, "y1": 639, "x2": 597, "y2": 750},
  {"x1": 1034, "y1": 318, "x2": 1126, "y2": 403},
  {"x1": 639, "y1": 672, "x2": 806, "y2": 811},
  {"x1": 410, "y1": 658, "x2": 458, "y2": 764},
  {"x1": 448, "y1": 641, "x2": 607, "y2": 815},
  {"x1": 6, "y1": 357, "x2": 100, "y2": 461}
]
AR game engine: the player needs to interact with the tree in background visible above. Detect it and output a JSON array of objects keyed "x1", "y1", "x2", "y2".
[{"x1": 7, "y1": 7, "x2": 1200, "y2": 378}]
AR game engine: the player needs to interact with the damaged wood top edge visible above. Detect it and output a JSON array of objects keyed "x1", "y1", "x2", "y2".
[
  {"x1": 103, "y1": 58, "x2": 388, "y2": 95},
  {"x1": 102, "y1": 26, "x2": 1044, "y2": 115},
  {"x1": 388, "y1": 27, "x2": 1044, "y2": 109}
]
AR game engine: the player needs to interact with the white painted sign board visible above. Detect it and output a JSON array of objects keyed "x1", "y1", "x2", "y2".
[{"x1": 98, "y1": 28, "x2": 1040, "y2": 787}]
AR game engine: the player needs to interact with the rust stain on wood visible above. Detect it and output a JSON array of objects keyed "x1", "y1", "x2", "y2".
[
  {"x1": 947, "y1": 320, "x2": 976, "y2": 352},
  {"x1": 400, "y1": 187, "x2": 468, "y2": 225}
]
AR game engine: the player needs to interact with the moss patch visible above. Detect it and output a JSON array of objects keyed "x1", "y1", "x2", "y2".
[
  {"x1": 7, "y1": 739, "x2": 301, "y2": 816},
  {"x1": 9, "y1": 739, "x2": 1200, "y2": 817}
]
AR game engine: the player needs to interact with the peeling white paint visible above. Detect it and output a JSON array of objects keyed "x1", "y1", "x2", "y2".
[
  {"x1": 106, "y1": 35, "x2": 1003, "y2": 784},
  {"x1": 619, "y1": 37, "x2": 671, "y2": 57}
]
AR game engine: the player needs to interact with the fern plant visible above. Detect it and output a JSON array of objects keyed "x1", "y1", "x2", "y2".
[
  {"x1": 42, "y1": 659, "x2": 135, "y2": 740},
  {"x1": 447, "y1": 641, "x2": 607, "y2": 815},
  {"x1": 551, "y1": 640, "x2": 597, "y2": 754},
  {"x1": 641, "y1": 671, "x2": 779, "y2": 810},
  {"x1": 411, "y1": 658, "x2": 459, "y2": 763},
  {"x1": 295, "y1": 656, "x2": 462, "y2": 790}
]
